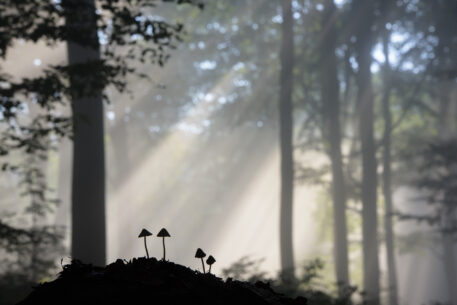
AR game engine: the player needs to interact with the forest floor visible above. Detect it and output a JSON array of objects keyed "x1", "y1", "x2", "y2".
[{"x1": 17, "y1": 257, "x2": 308, "y2": 305}]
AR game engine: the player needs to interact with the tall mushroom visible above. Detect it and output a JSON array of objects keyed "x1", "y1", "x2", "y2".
[
  {"x1": 157, "y1": 228, "x2": 170, "y2": 261},
  {"x1": 206, "y1": 255, "x2": 216, "y2": 274},
  {"x1": 195, "y1": 248, "x2": 206, "y2": 273},
  {"x1": 138, "y1": 229, "x2": 152, "y2": 259}
]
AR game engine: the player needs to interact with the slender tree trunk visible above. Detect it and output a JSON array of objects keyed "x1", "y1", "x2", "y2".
[
  {"x1": 433, "y1": 7, "x2": 457, "y2": 303},
  {"x1": 279, "y1": 0, "x2": 295, "y2": 282},
  {"x1": 110, "y1": 118, "x2": 130, "y2": 189},
  {"x1": 64, "y1": 0, "x2": 106, "y2": 266},
  {"x1": 55, "y1": 138, "x2": 71, "y2": 228},
  {"x1": 442, "y1": 229, "x2": 457, "y2": 305},
  {"x1": 320, "y1": 0, "x2": 350, "y2": 295},
  {"x1": 438, "y1": 81, "x2": 453, "y2": 139},
  {"x1": 353, "y1": 1, "x2": 380, "y2": 304},
  {"x1": 381, "y1": 32, "x2": 398, "y2": 305},
  {"x1": 109, "y1": 116, "x2": 132, "y2": 238},
  {"x1": 30, "y1": 154, "x2": 45, "y2": 283},
  {"x1": 437, "y1": 79, "x2": 457, "y2": 305}
]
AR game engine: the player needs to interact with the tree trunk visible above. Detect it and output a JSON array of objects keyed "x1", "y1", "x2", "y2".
[
  {"x1": 320, "y1": 0, "x2": 350, "y2": 295},
  {"x1": 430, "y1": 4, "x2": 457, "y2": 304},
  {"x1": 55, "y1": 138, "x2": 72, "y2": 229},
  {"x1": 437, "y1": 75, "x2": 457, "y2": 305},
  {"x1": 108, "y1": 116, "x2": 133, "y2": 238},
  {"x1": 442, "y1": 229, "x2": 457, "y2": 305},
  {"x1": 279, "y1": 0, "x2": 295, "y2": 282},
  {"x1": 64, "y1": 0, "x2": 106, "y2": 266},
  {"x1": 381, "y1": 31, "x2": 398, "y2": 305},
  {"x1": 110, "y1": 118, "x2": 130, "y2": 189},
  {"x1": 353, "y1": 1, "x2": 380, "y2": 304},
  {"x1": 29, "y1": 153, "x2": 47, "y2": 283}
]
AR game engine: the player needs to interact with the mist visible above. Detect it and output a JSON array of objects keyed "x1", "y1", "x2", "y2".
[{"x1": 1, "y1": 1, "x2": 457, "y2": 305}]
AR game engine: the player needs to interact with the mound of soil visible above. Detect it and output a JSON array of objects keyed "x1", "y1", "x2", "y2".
[{"x1": 17, "y1": 257, "x2": 308, "y2": 305}]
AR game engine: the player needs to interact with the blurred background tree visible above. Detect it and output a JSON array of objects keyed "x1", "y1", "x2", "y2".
[
  {"x1": 1, "y1": 0, "x2": 457, "y2": 305},
  {"x1": 0, "y1": 0, "x2": 200, "y2": 302}
]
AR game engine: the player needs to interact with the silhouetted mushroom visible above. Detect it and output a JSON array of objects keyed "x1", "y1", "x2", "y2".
[
  {"x1": 138, "y1": 229, "x2": 152, "y2": 259},
  {"x1": 157, "y1": 228, "x2": 170, "y2": 261},
  {"x1": 206, "y1": 255, "x2": 216, "y2": 273},
  {"x1": 195, "y1": 248, "x2": 206, "y2": 273}
]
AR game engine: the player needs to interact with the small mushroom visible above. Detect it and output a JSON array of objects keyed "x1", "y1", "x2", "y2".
[
  {"x1": 206, "y1": 255, "x2": 216, "y2": 273},
  {"x1": 157, "y1": 228, "x2": 171, "y2": 261},
  {"x1": 195, "y1": 248, "x2": 206, "y2": 273},
  {"x1": 138, "y1": 229, "x2": 152, "y2": 259}
]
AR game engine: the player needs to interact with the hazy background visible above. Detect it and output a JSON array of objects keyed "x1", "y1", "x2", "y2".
[{"x1": 1, "y1": 1, "x2": 457, "y2": 305}]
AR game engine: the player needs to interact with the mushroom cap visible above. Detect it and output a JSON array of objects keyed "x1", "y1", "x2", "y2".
[
  {"x1": 138, "y1": 228, "x2": 152, "y2": 238},
  {"x1": 157, "y1": 228, "x2": 170, "y2": 237},
  {"x1": 206, "y1": 255, "x2": 216, "y2": 265},
  {"x1": 195, "y1": 248, "x2": 206, "y2": 258}
]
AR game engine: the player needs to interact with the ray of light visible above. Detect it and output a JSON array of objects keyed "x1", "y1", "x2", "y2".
[
  {"x1": 107, "y1": 61, "x2": 321, "y2": 275},
  {"x1": 107, "y1": 69, "x2": 247, "y2": 261}
]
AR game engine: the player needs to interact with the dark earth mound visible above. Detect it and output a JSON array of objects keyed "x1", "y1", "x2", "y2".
[{"x1": 17, "y1": 257, "x2": 308, "y2": 305}]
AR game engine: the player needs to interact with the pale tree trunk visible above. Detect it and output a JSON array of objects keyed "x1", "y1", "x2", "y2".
[
  {"x1": 55, "y1": 138, "x2": 72, "y2": 256},
  {"x1": 64, "y1": 0, "x2": 106, "y2": 266},
  {"x1": 320, "y1": 0, "x2": 350, "y2": 295},
  {"x1": 110, "y1": 118, "x2": 130, "y2": 189},
  {"x1": 279, "y1": 0, "x2": 295, "y2": 283},
  {"x1": 29, "y1": 153, "x2": 47, "y2": 282},
  {"x1": 353, "y1": 1, "x2": 380, "y2": 304},
  {"x1": 434, "y1": 8, "x2": 457, "y2": 303},
  {"x1": 442, "y1": 229, "x2": 457, "y2": 305},
  {"x1": 437, "y1": 81, "x2": 457, "y2": 305},
  {"x1": 381, "y1": 31, "x2": 398, "y2": 305},
  {"x1": 55, "y1": 138, "x2": 71, "y2": 228},
  {"x1": 108, "y1": 116, "x2": 132, "y2": 238}
]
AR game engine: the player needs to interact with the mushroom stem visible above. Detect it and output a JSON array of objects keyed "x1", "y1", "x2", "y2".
[
  {"x1": 209, "y1": 265, "x2": 212, "y2": 273},
  {"x1": 144, "y1": 237, "x2": 149, "y2": 259},
  {"x1": 201, "y1": 258, "x2": 206, "y2": 273},
  {"x1": 162, "y1": 237, "x2": 166, "y2": 261}
]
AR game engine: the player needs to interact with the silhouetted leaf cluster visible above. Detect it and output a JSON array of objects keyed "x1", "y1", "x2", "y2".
[
  {"x1": 399, "y1": 140, "x2": 457, "y2": 235},
  {"x1": 0, "y1": 0, "x2": 202, "y2": 163},
  {"x1": 222, "y1": 257, "x2": 354, "y2": 305},
  {"x1": 0, "y1": 220, "x2": 31, "y2": 251},
  {"x1": 0, "y1": 217, "x2": 65, "y2": 287},
  {"x1": 0, "y1": 0, "x2": 202, "y2": 300},
  {"x1": 222, "y1": 256, "x2": 268, "y2": 283}
]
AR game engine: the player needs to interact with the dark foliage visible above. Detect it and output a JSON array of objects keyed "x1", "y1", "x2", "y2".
[
  {"x1": 398, "y1": 140, "x2": 457, "y2": 235},
  {"x1": 0, "y1": 0, "x2": 202, "y2": 301},
  {"x1": 222, "y1": 256, "x2": 269, "y2": 283},
  {"x1": 222, "y1": 257, "x2": 355, "y2": 305},
  {"x1": 0, "y1": 0, "x2": 202, "y2": 161},
  {"x1": 18, "y1": 257, "x2": 308, "y2": 305}
]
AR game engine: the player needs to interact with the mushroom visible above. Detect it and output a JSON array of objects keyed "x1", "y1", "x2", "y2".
[
  {"x1": 195, "y1": 248, "x2": 206, "y2": 273},
  {"x1": 206, "y1": 255, "x2": 216, "y2": 273},
  {"x1": 157, "y1": 228, "x2": 170, "y2": 261},
  {"x1": 138, "y1": 229, "x2": 152, "y2": 259}
]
